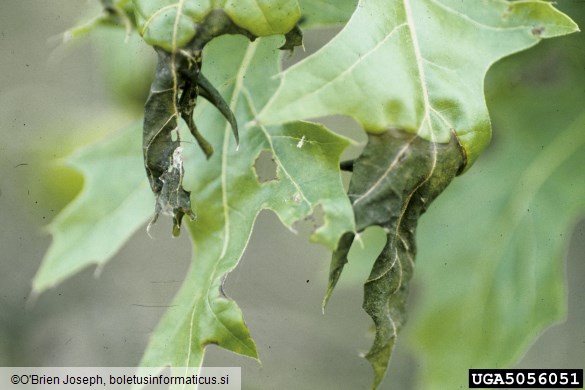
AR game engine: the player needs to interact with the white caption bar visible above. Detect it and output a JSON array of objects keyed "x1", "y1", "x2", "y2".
[{"x1": 1, "y1": 367, "x2": 240, "y2": 389}]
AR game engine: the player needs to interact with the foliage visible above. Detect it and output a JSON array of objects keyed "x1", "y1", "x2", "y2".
[
  {"x1": 33, "y1": 123, "x2": 153, "y2": 292},
  {"x1": 34, "y1": 1, "x2": 580, "y2": 389},
  {"x1": 411, "y1": 26, "x2": 585, "y2": 386}
]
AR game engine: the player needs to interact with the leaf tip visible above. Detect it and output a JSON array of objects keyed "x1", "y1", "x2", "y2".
[
  {"x1": 321, "y1": 291, "x2": 332, "y2": 314},
  {"x1": 323, "y1": 232, "x2": 355, "y2": 311}
]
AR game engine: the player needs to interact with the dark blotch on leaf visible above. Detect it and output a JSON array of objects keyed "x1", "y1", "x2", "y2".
[
  {"x1": 279, "y1": 24, "x2": 304, "y2": 52},
  {"x1": 324, "y1": 130, "x2": 465, "y2": 389},
  {"x1": 143, "y1": 49, "x2": 197, "y2": 237},
  {"x1": 532, "y1": 26, "x2": 545, "y2": 36}
]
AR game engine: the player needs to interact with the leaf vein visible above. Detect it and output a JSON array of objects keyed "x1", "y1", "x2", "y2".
[
  {"x1": 141, "y1": 4, "x2": 179, "y2": 35},
  {"x1": 260, "y1": 21, "x2": 409, "y2": 118}
]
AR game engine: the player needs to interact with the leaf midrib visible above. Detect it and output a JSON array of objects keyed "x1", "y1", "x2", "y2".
[
  {"x1": 183, "y1": 40, "x2": 260, "y2": 367},
  {"x1": 354, "y1": 0, "x2": 438, "y2": 206}
]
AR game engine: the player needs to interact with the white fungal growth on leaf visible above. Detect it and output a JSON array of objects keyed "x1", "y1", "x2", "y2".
[{"x1": 172, "y1": 146, "x2": 184, "y2": 170}]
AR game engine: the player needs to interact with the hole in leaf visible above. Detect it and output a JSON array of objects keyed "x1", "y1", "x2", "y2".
[
  {"x1": 282, "y1": 27, "x2": 341, "y2": 70},
  {"x1": 254, "y1": 150, "x2": 278, "y2": 183},
  {"x1": 293, "y1": 204, "x2": 325, "y2": 235}
]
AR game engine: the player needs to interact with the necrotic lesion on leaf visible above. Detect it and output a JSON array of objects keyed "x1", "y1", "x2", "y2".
[
  {"x1": 143, "y1": 47, "x2": 200, "y2": 237},
  {"x1": 325, "y1": 130, "x2": 465, "y2": 389}
]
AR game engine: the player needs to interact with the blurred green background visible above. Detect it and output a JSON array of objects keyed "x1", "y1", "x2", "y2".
[{"x1": 1, "y1": 2, "x2": 583, "y2": 389}]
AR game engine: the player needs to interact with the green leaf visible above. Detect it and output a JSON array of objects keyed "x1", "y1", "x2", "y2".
[
  {"x1": 133, "y1": 0, "x2": 301, "y2": 51},
  {"x1": 259, "y1": 0, "x2": 578, "y2": 167},
  {"x1": 33, "y1": 124, "x2": 153, "y2": 293},
  {"x1": 410, "y1": 39, "x2": 585, "y2": 388},
  {"x1": 297, "y1": 0, "x2": 357, "y2": 28},
  {"x1": 139, "y1": 35, "x2": 354, "y2": 367}
]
